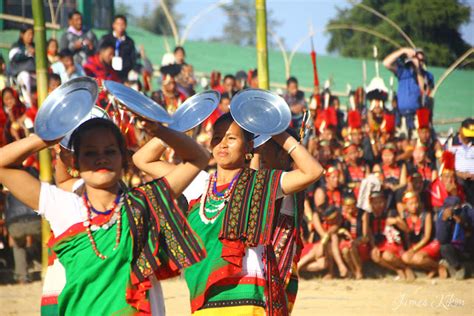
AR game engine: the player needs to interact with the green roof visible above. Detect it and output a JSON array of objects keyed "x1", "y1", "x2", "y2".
[{"x1": 1, "y1": 25, "x2": 472, "y2": 132}]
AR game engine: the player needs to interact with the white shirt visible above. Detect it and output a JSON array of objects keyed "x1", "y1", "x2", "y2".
[{"x1": 452, "y1": 143, "x2": 474, "y2": 174}]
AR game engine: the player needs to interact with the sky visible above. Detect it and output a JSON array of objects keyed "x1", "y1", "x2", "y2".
[{"x1": 119, "y1": 0, "x2": 474, "y2": 56}]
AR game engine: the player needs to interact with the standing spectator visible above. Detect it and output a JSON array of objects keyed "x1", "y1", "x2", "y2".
[
  {"x1": 451, "y1": 118, "x2": 474, "y2": 205},
  {"x1": 99, "y1": 15, "x2": 137, "y2": 82},
  {"x1": 383, "y1": 48, "x2": 434, "y2": 136},
  {"x1": 175, "y1": 64, "x2": 196, "y2": 98},
  {"x1": 83, "y1": 42, "x2": 120, "y2": 82},
  {"x1": 9, "y1": 25, "x2": 35, "y2": 108},
  {"x1": 46, "y1": 38, "x2": 60, "y2": 65},
  {"x1": 59, "y1": 10, "x2": 97, "y2": 66},
  {"x1": 173, "y1": 46, "x2": 186, "y2": 65},
  {"x1": 283, "y1": 76, "x2": 307, "y2": 132},
  {"x1": 4, "y1": 168, "x2": 41, "y2": 283},
  {"x1": 222, "y1": 74, "x2": 237, "y2": 98},
  {"x1": 51, "y1": 49, "x2": 85, "y2": 83}
]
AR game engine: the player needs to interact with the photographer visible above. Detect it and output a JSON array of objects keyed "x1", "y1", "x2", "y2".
[
  {"x1": 383, "y1": 48, "x2": 434, "y2": 138},
  {"x1": 451, "y1": 118, "x2": 474, "y2": 205},
  {"x1": 436, "y1": 197, "x2": 472, "y2": 280}
]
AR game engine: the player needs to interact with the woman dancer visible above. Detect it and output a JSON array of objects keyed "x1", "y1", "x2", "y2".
[
  {"x1": 135, "y1": 112, "x2": 324, "y2": 315},
  {"x1": 0, "y1": 118, "x2": 208, "y2": 315}
]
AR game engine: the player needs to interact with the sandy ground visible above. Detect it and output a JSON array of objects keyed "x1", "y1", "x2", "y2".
[{"x1": 1, "y1": 277, "x2": 473, "y2": 315}]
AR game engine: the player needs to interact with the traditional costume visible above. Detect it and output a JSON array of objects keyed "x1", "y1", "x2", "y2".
[
  {"x1": 39, "y1": 179, "x2": 205, "y2": 315},
  {"x1": 184, "y1": 168, "x2": 298, "y2": 315}
]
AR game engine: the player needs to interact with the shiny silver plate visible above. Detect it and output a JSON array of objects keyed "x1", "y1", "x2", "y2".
[
  {"x1": 104, "y1": 80, "x2": 172, "y2": 123},
  {"x1": 253, "y1": 134, "x2": 272, "y2": 148},
  {"x1": 34, "y1": 77, "x2": 98, "y2": 140},
  {"x1": 230, "y1": 89, "x2": 291, "y2": 136},
  {"x1": 60, "y1": 106, "x2": 110, "y2": 150},
  {"x1": 168, "y1": 90, "x2": 220, "y2": 132}
]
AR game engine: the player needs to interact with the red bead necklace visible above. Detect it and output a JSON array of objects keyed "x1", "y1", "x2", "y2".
[{"x1": 82, "y1": 192, "x2": 123, "y2": 260}]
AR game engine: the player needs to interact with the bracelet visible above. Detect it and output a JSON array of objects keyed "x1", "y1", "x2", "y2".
[{"x1": 287, "y1": 144, "x2": 298, "y2": 155}]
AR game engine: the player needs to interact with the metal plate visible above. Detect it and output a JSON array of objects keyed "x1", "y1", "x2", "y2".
[
  {"x1": 104, "y1": 80, "x2": 172, "y2": 123},
  {"x1": 34, "y1": 77, "x2": 98, "y2": 140},
  {"x1": 230, "y1": 89, "x2": 291, "y2": 136},
  {"x1": 253, "y1": 134, "x2": 272, "y2": 149},
  {"x1": 60, "y1": 106, "x2": 110, "y2": 150},
  {"x1": 168, "y1": 90, "x2": 220, "y2": 132}
]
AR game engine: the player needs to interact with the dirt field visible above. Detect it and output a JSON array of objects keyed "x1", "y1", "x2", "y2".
[{"x1": 1, "y1": 277, "x2": 473, "y2": 315}]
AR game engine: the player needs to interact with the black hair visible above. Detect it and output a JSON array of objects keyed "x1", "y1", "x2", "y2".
[
  {"x1": 461, "y1": 117, "x2": 474, "y2": 129},
  {"x1": 68, "y1": 118, "x2": 128, "y2": 170},
  {"x1": 18, "y1": 25, "x2": 33, "y2": 43},
  {"x1": 221, "y1": 92, "x2": 231, "y2": 100},
  {"x1": 68, "y1": 10, "x2": 82, "y2": 20},
  {"x1": 47, "y1": 38, "x2": 58, "y2": 46},
  {"x1": 58, "y1": 48, "x2": 74, "y2": 58},
  {"x1": 113, "y1": 14, "x2": 127, "y2": 24},
  {"x1": 213, "y1": 112, "x2": 254, "y2": 143},
  {"x1": 98, "y1": 41, "x2": 115, "y2": 52},
  {"x1": 48, "y1": 73, "x2": 61, "y2": 84},
  {"x1": 174, "y1": 46, "x2": 185, "y2": 55},
  {"x1": 286, "y1": 76, "x2": 298, "y2": 86},
  {"x1": 223, "y1": 74, "x2": 235, "y2": 82}
]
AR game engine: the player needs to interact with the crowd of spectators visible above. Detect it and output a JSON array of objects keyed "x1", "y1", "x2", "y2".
[{"x1": 0, "y1": 12, "x2": 473, "y2": 284}]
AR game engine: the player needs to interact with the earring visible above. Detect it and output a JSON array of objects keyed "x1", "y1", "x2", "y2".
[{"x1": 245, "y1": 153, "x2": 254, "y2": 161}]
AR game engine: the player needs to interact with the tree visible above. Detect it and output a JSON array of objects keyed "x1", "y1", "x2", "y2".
[
  {"x1": 138, "y1": 0, "x2": 182, "y2": 37},
  {"x1": 326, "y1": 0, "x2": 471, "y2": 67},
  {"x1": 115, "y1": 2, "x2": 136, "y2": 25},
  {"x1": 219, "y1": 0, "x2": 282, "y2": 47}
]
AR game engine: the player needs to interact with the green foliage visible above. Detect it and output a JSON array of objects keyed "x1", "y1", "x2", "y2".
[
  {"x1": 326, "y1": 0, "x2": 471, "y2": 67},
  {"x1": 220, "y1": 0, "x2": 282, "y2": 47},
  {"x1": 137, "y1": 0, "x2": 182, "y2": 36}
]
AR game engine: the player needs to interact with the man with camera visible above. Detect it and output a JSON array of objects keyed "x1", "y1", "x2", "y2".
[
  {"x1": 436, "y1": 197, "x2": 472, "y2": 280},
  {"x1": 383, "y1": 47, "x2": 434, "y2": 138}
]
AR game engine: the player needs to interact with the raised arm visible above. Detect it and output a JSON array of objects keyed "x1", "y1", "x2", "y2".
[
  {"x1": 0, "y1": 135, "x2": 56, "y2": 210},
  {"x1": 272, "y1": 132, "x2": 324, "y2": 195},
  {"x1": 383, "y1": 47, "x2": 413, "y2": 73},
  {"x1": 132, "y1": 122, "x2": 210, "y2": 198}
]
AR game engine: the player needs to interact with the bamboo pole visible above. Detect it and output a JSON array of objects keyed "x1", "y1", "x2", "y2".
[
  {"x1": 432, "y1": 47, "x2": 474, "y2": 97},
  {"x1": 0, "y1": 13, "x2": 60, "y2": 30},
  {"x1": 255, "y1": 0, "x2": 269, "y2": 89},
  {"x1": 32, "y1": 0, "x2": 53, "y2": 275},
  {"x1": 160, "y1": 0, "x2": 180, "y2": 45}
]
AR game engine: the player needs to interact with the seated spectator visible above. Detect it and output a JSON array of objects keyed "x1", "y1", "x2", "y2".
[
  {"x1": 373, "y1": 143, "x2": 407, "y2": 193},
  {"x1": 436, "y1": 197, "x2": 471, "y2": 280},
  {"x1": 0, "y1": 87, "x2": 27, "y2": 146},
  {"x1": 367, "y1": 191, "x2": 413, "y2": 280},
  {"x1": 222, "y1": 74, "x2": 237, "y2": 98},
  {"x1": 59, "y1": 10, "x2": 97, "y2": 66},
  {"x1": 0, "y1": 54, "x2": 7, "y2": 91},
  {"x1": 83, "y1": 42, "x2": 120, "y2": 82},
  {"x1": 8, "y1": 25, "x2": 35, "y2": 108},
  {"x1": 99, "y1": 15, "x2": 138, "y2": 82},
  {"x1": 431, "y1": 151, "x2": 465, "y2": 211},
  {"x1": 51, "y1": 49, "x2": 85, "y2": 83},
  {"x1": 46, "y1": 38, "x2": 60, "y2": 65},
  {"x1": 399, "y1": 191, "x2": 446, "y2": 278},
  {"x1": 339, "y1": 194, "x2": 370, "y2": 279}
]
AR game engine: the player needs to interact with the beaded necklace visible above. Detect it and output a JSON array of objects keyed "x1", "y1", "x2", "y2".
[
  {"x1": 199, "y1": 170, "x2": 241, "y2": 225},
  {"x1": 82, "y1": 191, "x2": 123, "y2": 260}
]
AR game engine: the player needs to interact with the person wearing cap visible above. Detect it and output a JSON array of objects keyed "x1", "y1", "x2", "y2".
[
  {"x1": 373, "y1": 143, "x2": 407, "y2": 192},
  {"x1": 339, "y1": 194, "x2": 370, "y2": 279},
  {"x1": 431, "y1": 151, "x2": 465, "y2": 211},
  {"x1": 342, "y1": 141, "x2": 369, "y2": 199},
  {"x1": 451, "y1": 118, "x2": 474, "y2": 205},
  {"x1": 399, "y1": 191, "x2": 446, "y2": 278},
  {"x1": 367, "y1": 191, "x2": 413, "y2": 280},
  {"x1": 435, "y1": 196, "x2": 470, "y2": 280}
]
